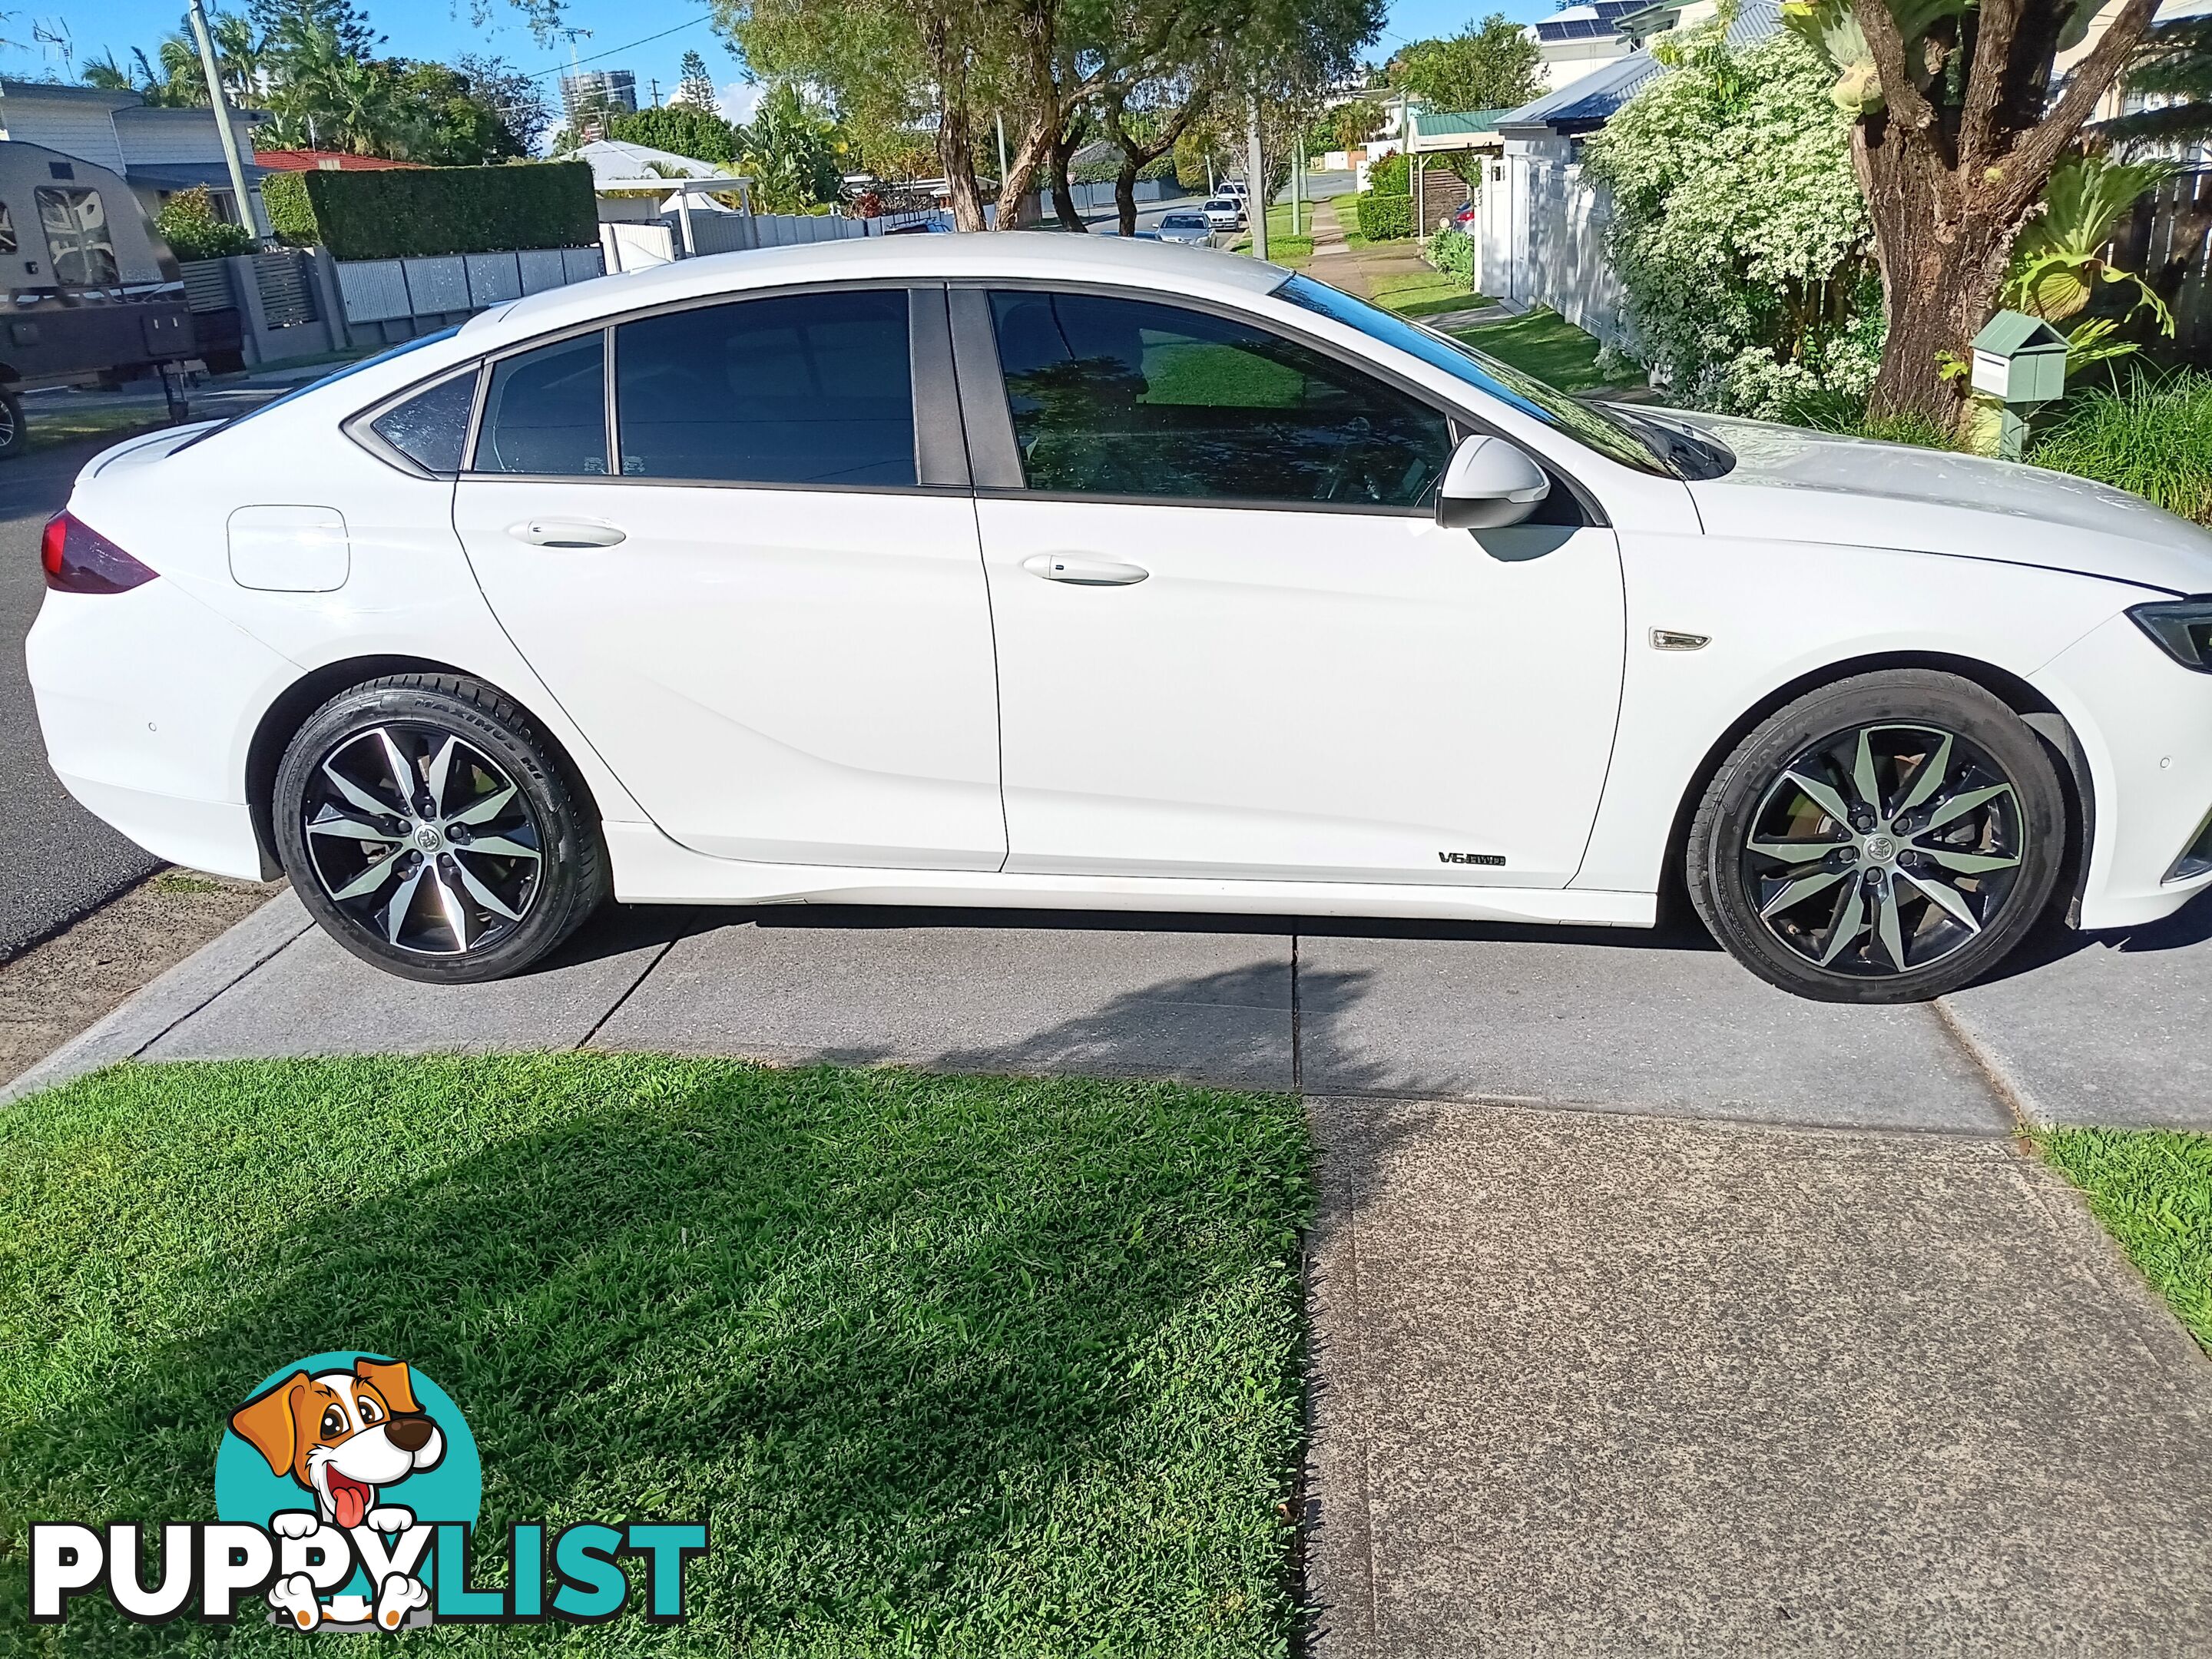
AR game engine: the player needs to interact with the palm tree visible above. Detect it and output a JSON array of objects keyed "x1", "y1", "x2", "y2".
[{"x1": 737, "y1": 84, "x2": 846, "y2": 214}]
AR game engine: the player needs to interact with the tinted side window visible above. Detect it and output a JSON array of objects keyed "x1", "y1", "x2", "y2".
[
  {"x1": 370, "y1": 372, "x2": 477, "y2": 472},
  {"x1": 476, "y1": 334, "x2": 607, "y2": 475},
  {"x1": 614, "y1": 290, "x2": 916, "y2": 486},
  {"x1": 986, "y1": 291, "x2": 1452, "y2": 508}
]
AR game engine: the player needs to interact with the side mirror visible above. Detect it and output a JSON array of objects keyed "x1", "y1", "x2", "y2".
[{"x1": 1435, "y1": 433, "x2": 1550, "y2": 530}]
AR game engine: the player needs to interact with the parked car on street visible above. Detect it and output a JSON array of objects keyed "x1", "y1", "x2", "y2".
[
  {"x1": 1449, "y1": 199, "x2": 1477, "y2": 232},
  {"x1": 1201, "y1": 197, "x2": 1245, "y2": 231},
  {"x1": 1154, "y1": 211, "x2": 1214, "y2": 245},
  {"x1": 29, "y1": 237, "x2": 2212, "y2": 1001}
]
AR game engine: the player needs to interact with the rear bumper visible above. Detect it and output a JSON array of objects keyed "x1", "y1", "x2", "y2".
[
  {"x1": 27, "y1": 579, "x2": 289, "y2": 880},
  {"x1": 51, "y1": 773, "x2": 270, "y2": 880}
]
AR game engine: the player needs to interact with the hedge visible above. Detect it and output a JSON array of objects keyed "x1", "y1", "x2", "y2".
[
  {"x1": 258, "y1": 171, "x2": 319, "y2": 246},
  {"x1": 1356, "y1": 191, "x2": 1413, "y2": 240},
  {"x1": 1367, "y1": 151, "x2": 1409, "y2": 195},
  {"x1": 297, "y1": 163, "x2": 598, "y2": 260},
  {"x1": 1070, "y1": 154, "x2": 1178, "y2": 186}
]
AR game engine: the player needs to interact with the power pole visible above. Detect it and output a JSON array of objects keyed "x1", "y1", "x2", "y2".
[
  {"x1": 1246, "y1": 94, "x2": 1267, "y2": 261},
  {"x1": 1290, "y1": 148, "x2": 1302, "y2": 237},
  {"x1": 187, "y1": 0, "x2": 266, "y2": 242},
  {"x1": 650, "y1": 78, "x2": 661, "y2": 108}
]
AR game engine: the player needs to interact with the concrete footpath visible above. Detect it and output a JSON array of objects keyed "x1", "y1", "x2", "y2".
[{"x1": 12, "y1": 890, "x2": 2212, "y2": 1650}]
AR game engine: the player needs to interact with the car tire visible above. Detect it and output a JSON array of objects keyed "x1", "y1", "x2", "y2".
[
  {"x1": 1686, "y1": 670, "x2": 2065, "y2": 1004},
  {"x1": 0, "y1": 389, "x2": 27, "y2": 460},
  {"x1": 274, "y1": 673, "x2": 608, "y2": 984}
]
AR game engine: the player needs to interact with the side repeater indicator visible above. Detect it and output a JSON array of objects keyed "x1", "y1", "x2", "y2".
[{"x1": 1650, "y1": 628, "x2": 1710, "y2": 651}]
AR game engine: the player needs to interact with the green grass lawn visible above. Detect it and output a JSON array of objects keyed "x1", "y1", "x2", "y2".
[
  {"x1": 2039, "y1": 1128, "x2": 2212, "y2": 1349},
  {"x1": 1366, "y1": 268, "x2": 1488, "y2": 320},
  {"x1": 23, "y1": 403, "x2": 174, "y2": 454},
  {"x1": 1445, "y1": 306, "x2": 1616, "y2": 393},
  {"x1": 1232, "y1": 202, "x2": 1313, "y2": 267},
  {"x1": 0, "y1": 1055, "x2": 1312, "y2": 1655}
]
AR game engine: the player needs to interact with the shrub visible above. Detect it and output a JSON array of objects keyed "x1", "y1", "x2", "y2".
[
  {"x1": 1580, "y1": 25, "x2": 1876, "y2": 417},
  {"x1": 301, "y1": 163, "x2": 597, "y2": 260},
  {"x1": 2030, "y1": 371, "x2": 2212, "y2": 525},
  {"x1": 1427, "y1": 224, "x2": 1475, "y2": 285},
  {"x1": 1357, "y1": 191, "x2": 1413, "y2": 240},
  {"x1": 259, "y1": 171, "x2": 318, "y2": 246},
  {"x1": 1367, "y1": 150, "x2": 1410, "y2": 194},
  {"x1": 152, "y1": 187, "x2": 252, "y2": 261}
]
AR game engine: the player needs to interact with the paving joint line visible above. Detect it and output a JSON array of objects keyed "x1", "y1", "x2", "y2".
[
  {"x1": 1290, "y1": 932, "x2": 1303, "y2": 1092},
  {"x1": 1930, "y1": 994, "x2": 2038, "y2": 1141},
  {"x1": 574, "y1": 909, "x2": 698, "y2": 1050},
  {"x1": 1307, "y1": 1084, "x2": 2021, "y2": 1142}
]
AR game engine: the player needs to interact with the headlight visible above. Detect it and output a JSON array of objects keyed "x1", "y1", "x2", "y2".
[{"x1": 2129, "y1": 596, "x2": 2212, "y2": 673}]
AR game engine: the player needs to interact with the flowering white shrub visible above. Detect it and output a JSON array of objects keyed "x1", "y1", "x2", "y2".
[{"x1": 1581, "y1": 25, "x2": 1879, "y2": 419}]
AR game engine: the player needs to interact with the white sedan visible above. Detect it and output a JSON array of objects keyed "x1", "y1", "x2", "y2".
[{"x1": 28, "y1": 237, "x2": 2212, "y2": 1002}]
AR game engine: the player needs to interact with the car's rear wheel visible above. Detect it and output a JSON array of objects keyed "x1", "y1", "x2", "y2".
[
  {"x1": 274, "y1": 674, "x2": 606, "y2": 983},
  {"x1": 1687, "y1": 670, "x2": 2065, "y2": 1003}
]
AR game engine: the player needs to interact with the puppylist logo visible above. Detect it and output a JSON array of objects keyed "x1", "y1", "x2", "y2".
[{"x1": 30, "y1": 1352, "x2": 707, "y2": 1631}]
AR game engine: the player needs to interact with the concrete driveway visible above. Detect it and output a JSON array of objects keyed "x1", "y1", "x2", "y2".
[{"x1": 25, "y1": 890, "x2": 2208, "y2": 1134}]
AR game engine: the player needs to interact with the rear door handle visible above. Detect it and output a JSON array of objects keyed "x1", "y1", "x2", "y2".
[
  {"x1": 1022, "y1": 552, "x2": 1149, "y2": 586},
  {"x1": 509, "y1": 518, "x2": 626, "y2": 548}
]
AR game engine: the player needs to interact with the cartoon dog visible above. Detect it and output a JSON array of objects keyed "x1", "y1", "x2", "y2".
[{"x1": 230, "y1": 1357, "x2": 445, "y2": 1629}]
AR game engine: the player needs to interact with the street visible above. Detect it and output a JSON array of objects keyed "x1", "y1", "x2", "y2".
[
  {"x1": 0, "y1": 437, "x2": 162, "y2": 958},
  {"x1": 0, "y1": 379, "x2": 295, "y2": 957},
  {"x1": 1086, "y1": 169, "x2": 1355, "y2": 238}
]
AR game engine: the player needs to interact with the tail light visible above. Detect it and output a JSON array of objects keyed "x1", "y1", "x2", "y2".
[{"x1": 41, "y1": 512, "x2": 157, "y2": 594}]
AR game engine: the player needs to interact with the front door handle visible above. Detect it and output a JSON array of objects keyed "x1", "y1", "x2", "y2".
[
  {"x1": 509, "y1": 518, "x2": 626, "y2": 548},
  {"x1": 1022, "y1": 552, "x2": 1149, "y2": 586}
]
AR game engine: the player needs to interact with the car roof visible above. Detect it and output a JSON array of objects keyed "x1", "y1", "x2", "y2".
[{"x1": 462, "y1": 233, "x2": 1287, "y2": 355}]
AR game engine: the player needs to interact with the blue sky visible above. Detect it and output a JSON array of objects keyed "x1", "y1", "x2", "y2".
[{"x1": 22, "y1": 0, "x2": 1551, "y2": 130}]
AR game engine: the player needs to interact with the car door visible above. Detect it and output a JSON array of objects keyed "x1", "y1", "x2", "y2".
[
  {"x1": 956, "y1": 284, "x2": 1626, "y2": 888},
  {"x1": 453, "y1": 283, "x2": 1005, "y2": 871}
]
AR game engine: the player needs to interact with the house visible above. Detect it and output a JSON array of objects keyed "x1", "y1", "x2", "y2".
[
  {"x1": 571, "y1": 135, "x2": 739, "y2": 224},
  {"x1": 0, "y1": 80, "x2": 266, "y2": 226},
  {"x1": 1402, "y1": 109, "x2": 1508, "y2": 228},
  {"x1": 1528, "y1": 0, "x2": 1656, "y2": 90},
  {"x1": 1474, "y1": 0, "x2": 1783, "y2": 346}
]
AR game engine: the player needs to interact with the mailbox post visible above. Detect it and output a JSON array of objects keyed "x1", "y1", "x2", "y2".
[{"x1": 1969, "y1": 310, "x2": 2069, "y2": 460}]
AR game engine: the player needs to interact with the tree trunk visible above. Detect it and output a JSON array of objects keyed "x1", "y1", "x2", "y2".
[
  {"x1": 1049, "y1": 118, "x2": 1086, "y2": 231},
  {"x1": 922, "y1": 12, "x2": 988, "y2": 232},
  {"x1": 1854, "y1": 121, "x2": 2018, "y2": 429},
  {"x1": 1846, "y1": 0, "x2": 2161, "y2": 427},
  {"x1": 1115, "y1": 155, "x2": 1141, "y2": 237},
  {"x1": 992, "y1": 112, "x2": 1058, "y2": 230}
]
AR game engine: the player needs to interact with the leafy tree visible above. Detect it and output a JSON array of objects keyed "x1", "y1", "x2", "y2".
[
  {"x1": 1581, "y1": 22, "x2": 1877, "y2": 419},
  {"x1": 1330, "y1": 95, "x2": 1383, "y2": 151},
  {"x1": 676, "y1": 47, "x2": 722, "y2": 111},
  {"x1": 1386, "y1": 14, "x2": 1540, "y2": 112},
  {"x1": 2098, "y1": 15, "x2": 2212, "y2": 150},
  {"x1": 451, "y1": 52, "x2": 551, "y2": 152},
  {"x1": 606, "y1": 101, "x2": 739, "y2": 162},
  {"x1": 737, "y1": 81, "x2": 848, "y2": 210},
  {"x1": 1781, "y1": 0, "x2": 2162, "y2": 426},
  {"x1": 248, "y1": 0, "x2": 376, "y2": 61}
]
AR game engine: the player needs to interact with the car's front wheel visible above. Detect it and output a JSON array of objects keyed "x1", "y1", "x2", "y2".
[
  {"x1": 274, "y1": 674, "x2": 606, "y2": 983},
  {"x1": 1687, "y1": 670, "x2": 2066, "y2": 1003}
]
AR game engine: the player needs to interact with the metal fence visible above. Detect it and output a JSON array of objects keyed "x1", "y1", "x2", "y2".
[{"x1": 334, "y1": 247, "x2": 605, "y2": 342}]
